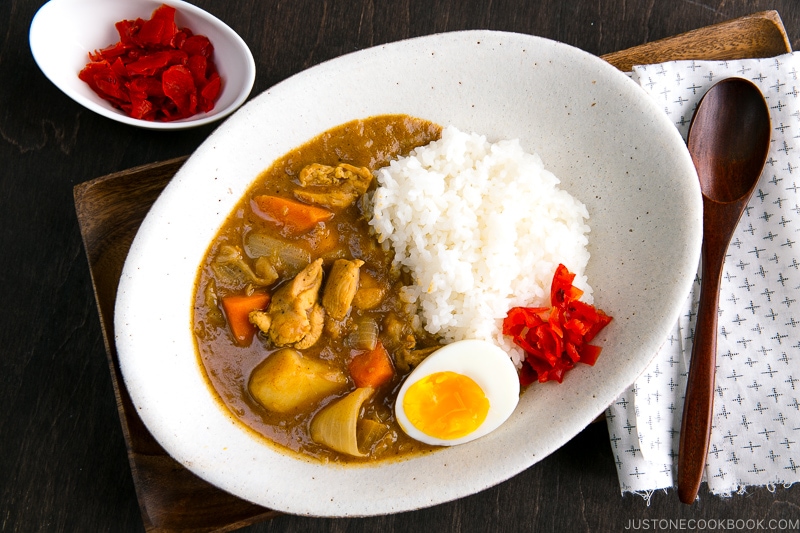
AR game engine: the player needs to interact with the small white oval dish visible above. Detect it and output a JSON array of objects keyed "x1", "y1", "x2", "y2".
[
  {"x1": 115, "y1": 31, "x2": 702, "y2": 516},
  {"x1": 29, "y1": 0, "x2": 255, "y2": 130}
]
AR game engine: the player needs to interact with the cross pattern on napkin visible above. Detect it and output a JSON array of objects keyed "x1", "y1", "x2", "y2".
[{"x1": 607, "y1": 53, "x2": 800, "y2": 497}]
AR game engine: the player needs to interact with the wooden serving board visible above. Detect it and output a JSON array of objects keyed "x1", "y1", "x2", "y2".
[{"x1": 73, "y1": 11, "x2": 791, "y2": 533}]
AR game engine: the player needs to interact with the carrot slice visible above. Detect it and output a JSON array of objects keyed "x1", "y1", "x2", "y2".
[
  {"x1": 251, "y1": 195, "x2": 334, "y2": 235},
  {"x1": 349, "y1": 342, "x2": 395, "y2": 389},
  {"x1": 221, "y1": 292, "x2": 270, "y2": 345}
]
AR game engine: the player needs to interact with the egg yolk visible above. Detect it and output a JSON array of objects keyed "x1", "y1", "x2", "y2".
[{"x1": 402, "y1": 371, "x2": 490, "y2": 440}]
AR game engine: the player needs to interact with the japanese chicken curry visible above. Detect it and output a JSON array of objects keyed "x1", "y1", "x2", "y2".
[{"x1": 192, "y1": 115, "x2": 443, "y2": 462}]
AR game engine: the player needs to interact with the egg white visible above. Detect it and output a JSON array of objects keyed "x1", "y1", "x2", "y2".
[{"x1": 394, "y1": 339, "x2": 520, "y2": 446}]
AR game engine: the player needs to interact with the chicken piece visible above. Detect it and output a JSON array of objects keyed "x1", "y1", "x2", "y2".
[
  {"x1": 322, "y1": 259, "x2": 364, "y2": 320},
  {"x1": 294, "y1": 303, "x2": 325, "y2": 349},
  {"x1": 383, "y1": 313, "x2": 413, "y2": 349},
  {"x1": 395, "y1": 345, "x2": 439, "y2": 373},
  {"x1": 323, "y1": 315, "x2": 348, "y2": 340},
  {"x1": 264, "y1": 258, "x2": 324, "y2": 348},
  {"x1": 298, "y1": 163, "x2": 372, "y2": 187},
  {"x1": 248, "y1": 309, "x2": 272, "y2": 333},
  {"x1": 352, "y1": 271, "x2": 388, "y2": 310},
  {"x1": 293, "y1": 163, "x2": 373, "y2": 209}
]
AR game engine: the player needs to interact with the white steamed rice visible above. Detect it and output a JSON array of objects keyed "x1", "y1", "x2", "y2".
[{"x1": 368, "y1": 125, "x2": 592, "y2": 366}]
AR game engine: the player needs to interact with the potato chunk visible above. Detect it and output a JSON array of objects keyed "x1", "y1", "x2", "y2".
[{"x1": 248, "y1": 348, "x2": 347, "y2": 413}]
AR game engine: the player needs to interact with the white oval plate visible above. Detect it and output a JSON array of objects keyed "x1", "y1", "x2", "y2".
[{"x1": 115, "y1": 30, "x2": 702, "y2": 516}]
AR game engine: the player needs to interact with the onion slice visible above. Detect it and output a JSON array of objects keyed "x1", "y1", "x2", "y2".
[{"x1": 310, "y1": 387, "x2": 374, "y2": 456}]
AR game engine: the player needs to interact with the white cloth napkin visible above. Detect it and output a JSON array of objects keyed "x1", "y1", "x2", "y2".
[{"x1": 607, "y1": 53, "x2": 800, "y2": 497}]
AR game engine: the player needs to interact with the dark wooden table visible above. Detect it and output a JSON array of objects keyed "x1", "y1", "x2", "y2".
[{"x1": 4, "y1": 1, "x2": 800, "y2": 531}]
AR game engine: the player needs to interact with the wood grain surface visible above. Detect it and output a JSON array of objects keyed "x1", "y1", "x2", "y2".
[
  {"x1": 4, "y1": 1, "x2": 800, "y2": 532},
  {"x1": 75, "y1": 159, "x2": 278, "y2": 532},
  {"x1": 601, "y1": 11, "x2": 791, "y2": 70}
]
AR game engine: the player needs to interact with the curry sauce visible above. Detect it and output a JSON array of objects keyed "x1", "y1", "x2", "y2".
[{"x1": 192, "y1": 115, "x2": 443, "y2": 462}]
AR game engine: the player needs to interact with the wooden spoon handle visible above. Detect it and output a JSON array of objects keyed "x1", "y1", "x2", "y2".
[
  {"x1": 677, "y1": 207, "x2": 740, "y2": 503},
  {"x1": 678, "y1": 192, "x2": 756, "y2": 503},
  {"x1": 677, "y1": 249, "x2": 721, "y2": 503}
]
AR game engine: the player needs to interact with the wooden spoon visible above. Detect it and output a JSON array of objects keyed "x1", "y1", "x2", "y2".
[{"x1": 678, "y1": 78, "x2": 771, "y2": 504}]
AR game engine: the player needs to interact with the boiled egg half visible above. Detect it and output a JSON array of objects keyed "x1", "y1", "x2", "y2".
[{"x1": 395, "y1": 339, "x2": 520, "y2": 446}]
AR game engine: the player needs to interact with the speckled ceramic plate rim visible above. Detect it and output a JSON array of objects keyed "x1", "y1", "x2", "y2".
[{"x1": 115, "y1": 30, "x2": 702, "y2": 516}]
